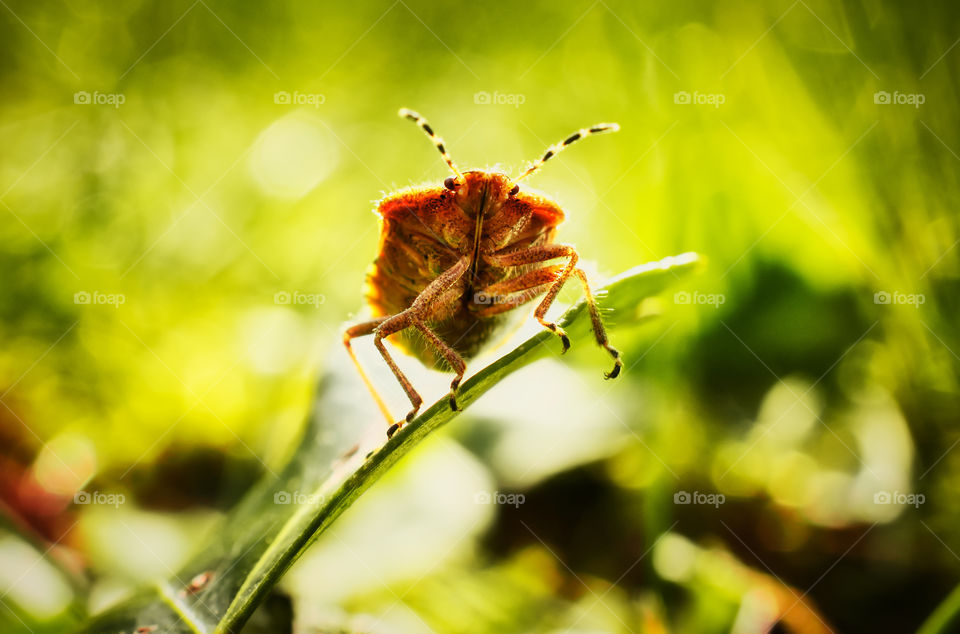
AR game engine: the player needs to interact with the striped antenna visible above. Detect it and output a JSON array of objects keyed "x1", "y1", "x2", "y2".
[
  {"x1": 398, "y1": 108, "x2": 463, "y2": 180},
  {"x1": 512, "y1": 122, "x2": 620, "y2": 185}
]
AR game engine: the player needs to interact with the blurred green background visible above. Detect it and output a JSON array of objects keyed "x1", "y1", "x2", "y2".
[{"x1": 1, "y1": 0, "x2": 959, "y2": 631}]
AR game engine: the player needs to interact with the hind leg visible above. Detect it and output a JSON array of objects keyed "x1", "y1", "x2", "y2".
[{"x1": 343, "y1": 317, "x2": 393, "y2": 424}]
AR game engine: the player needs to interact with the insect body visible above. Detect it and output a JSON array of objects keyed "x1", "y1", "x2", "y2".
[{"x1": 344, "y1": 109, "x2": 622, "y2": 437}]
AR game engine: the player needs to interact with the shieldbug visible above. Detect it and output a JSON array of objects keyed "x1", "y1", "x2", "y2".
[{"x1": 344, "y1": 108, "x2": 623, "y2": 438}]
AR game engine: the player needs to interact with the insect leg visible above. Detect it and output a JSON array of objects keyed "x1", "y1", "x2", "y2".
[
  {"x1": 473, "y1": 266, "x2": 563, "y2": 316},
  {"x1": 373, "y1": 256, "x2": 472, "y2": 437},
  {"x1": 343, "y1": 317, "x2": 394, "y2": 424},
  {"x1": 413, "y1": 321, "x2": 467, "y2": 411},
  {"x1": 485, "y1": 245, "x2": 581, "y2": 352},
  {"x1": 484, "y1": 245, "x2": 622, "y2": 378},
  {"x1": 571, "y1": 268, "x2": 622, "y2": 379},
  {"x1": 373, "y1": 313, "x2": 423, "y2": 437}
]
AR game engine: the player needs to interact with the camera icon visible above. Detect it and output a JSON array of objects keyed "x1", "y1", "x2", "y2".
[
  {"x1": 274, "y1": 91, "x2": 291, "y2": 105},
  {"x1": 474, "y1": 291, "x2": 493, "y2": 305},
  {"x1": 74, "y1": 491, "x2": 91, "y2": 504},
  {"x1": 74, "y1": 291, "x2": 91, "y2": 305},
  {"x1": 674, "y1": 91, "x2": 691, "y2": 105},
  {"x1": 674, "y1": 291, "x2": 691, "y2": 304},
  {"x1": 274, "y1": 291, "x2": 291, "y2": 305},
  {"x1": 674, "y1": 491, "x2": 691, "y2": 504},
  {"x1": 874, "y1": 291, "x2": 891, "y2": 305},
  {"x1": 873, "y1": 91, "x2": 891, "y2": 105},
  {"x1": 274, "y1": 491, "x2": 291, "y2": 504},
  {"x1": 74, "y1": 91, "x2": 91, "y2": 104},
  {"x1": 474, "y1": 491, "x2": 491, "y2": 504},
  {"x1": 873, "y1": 491, "x2": 892, "y2": 504},
  {"x1": 474, "y1": 91, "x2": 491, "y2": 105}
]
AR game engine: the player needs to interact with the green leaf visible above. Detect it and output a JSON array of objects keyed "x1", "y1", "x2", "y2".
[
  {"x1": 82, "y1": 253, "x2": 702, "y2": 634},
  {"x1": 918, "y1": 583, "x2": 960, "y2": 634}
]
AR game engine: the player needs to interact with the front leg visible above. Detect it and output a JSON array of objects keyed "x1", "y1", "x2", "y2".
[
  {"x1": 483, "y1": 244, "x2": 622, "y2": 378},
  {"x1": 484, "y1": 244, "x2": 581, "y2": 351}
]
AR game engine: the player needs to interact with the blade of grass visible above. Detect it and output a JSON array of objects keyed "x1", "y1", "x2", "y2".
[
  {"x1": 918, "y1": 583, "x2": 960, "y2": 634},
  {"x1": 83, "y1": 252, "x2": 702, "y2": 633}
]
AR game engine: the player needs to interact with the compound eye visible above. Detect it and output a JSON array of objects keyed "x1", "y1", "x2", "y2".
[
  {"x1": 509, "y1": 184, "x2": 520, "y2": 196},
  {"x1": 444, "y1": 177, "x2": 457, "y2": 190}
]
